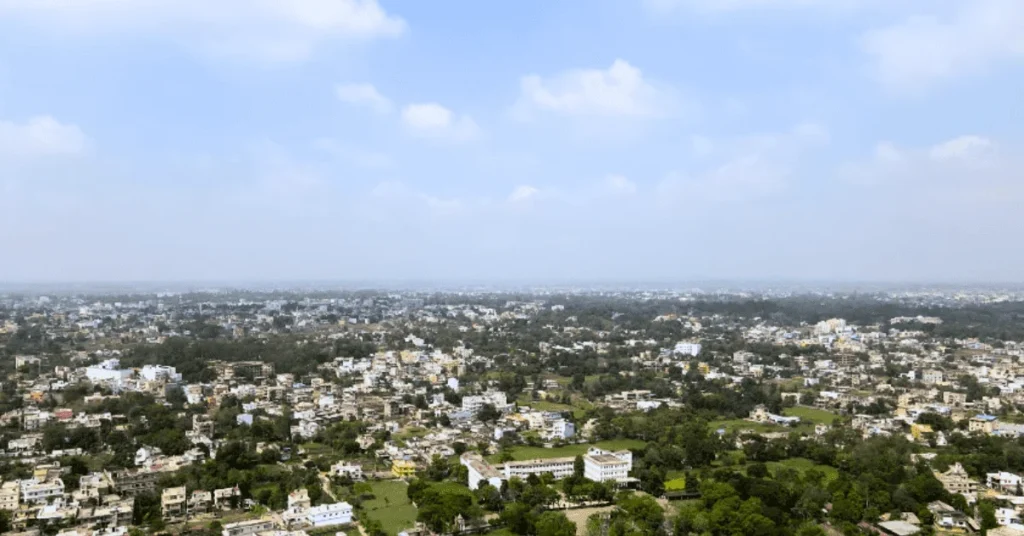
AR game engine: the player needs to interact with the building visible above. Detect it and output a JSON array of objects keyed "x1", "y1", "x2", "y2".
[
  {"x1": 19, "y1": 477, "x2": 65, "y2": 504},
  {"x1": 461, "y1": 453, "x2": 504, "y2": 490},
  {"x1": 942, "y1": 391, "x2": 967, "y2": 407},
  {"x1": 192, "y1": 415, "x2": 215, "y2": 436},
  {"x1": 970, "y1": 415, "x2": 998, "y2": 434},
  {"x1": 307, "y1": 502, "x2": 353, "y2": 527},
  {"x1": 392, "y1": 460, "x2": 417, "y2": 479},
  {"x1": 330, "y1": 462, "x2": 364, "y2": 480},
  {"x1": 161, "y1": 486, "x2": 186, "y2": 519},
  {"x1": 934, "y1": 463, "x2": 980, "y2": 497},
  {"x1": 0, "y1": 481, "x2": 20, "y2": 510},
  {"x1": 551, "y1": 420, "x2": 575, "y2": 440},
  {"x1": 987, "y1": 471, "x2": 1023, "y2": 492},
  {"x1": 922, "y1": 369, "x2": 944, "y2": 385},
  {"x1": 221, "y1": 517, "x2": 277, "y2": 536},
  {"x1": 583, "y1": 448, "x2": 633, "y2": 483},
  {"x1": 503, "y1": 458, "x2": 575, "y2": 480},
  {"x1": 141, "y1": 365, "x2": 182, "y2": 383},
  {"x1": 462, "y1": 391, "x2": 508, "y2": 414},
  {"x1": 673, "y1": 342, "x2": 702, "y2": 357},
  {"x1": 110, "y1": 469, "x2": 159, "y2": 497},
  {"x1": 287, "y1": 489, "x2": 311, "y2": 512}
]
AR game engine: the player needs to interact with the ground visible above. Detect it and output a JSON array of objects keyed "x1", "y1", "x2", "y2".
[
  {"x1": 487, "y1": 439, "x2": 647, "y2": 463},
  {"x1": 783, "y1": 406, "x2": 838, "y2": 424},
  {"x1": 361, "y1": 480, "x2": 418, "y2": 536},
  {"x1": 562, "y1": 505, "x2": 617, "y2": 536}
]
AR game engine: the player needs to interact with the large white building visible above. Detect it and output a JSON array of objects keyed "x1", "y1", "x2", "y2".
[
  {"x1": 583, "y1": 448, "x2": 633, "y2": 483},
  {"x1": 462, "y1": 391, "x2": 508, "y2": 414},
  {"x1": 503, "y1": 458, "x2": 575, "y2": 480},
  {"x1": 461, "y1": 453, "x2": 505, "y2": 490},
  {"x1": 20, "y1": 477, "x2": 65, "y2": 503},
  {"x1": 673, "y1": 342, "x2": 702, "y2": 357},
  {"x1": 307, "y1": 502, "x2": 353, "y2": 527},
  {"x1": 141, "y1": 365, "x2": 182, "y2": 383},
  {"x1": 85, "y1": 359, "x2": 132, "y2": 386}
]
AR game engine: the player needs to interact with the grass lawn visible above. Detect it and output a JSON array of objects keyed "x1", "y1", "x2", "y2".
[
  {"x1": 488, "y1": 439, "x2": 647, "y2": 463},
  {"x1": 362, "y1": 481, "x2": 418, "y2": 536},
  {"x1": 783, "y1": 406, "x2": 837, "y2": 424},
  {"x1": 665, "y1": 477, "x2": 687, "y2": 491},
  {"x1": 767, "y1": 458, "x2": 839, "y2": 481},
  {"x1": 708, "y1": 419, "x2": 778, "y2": 434}
]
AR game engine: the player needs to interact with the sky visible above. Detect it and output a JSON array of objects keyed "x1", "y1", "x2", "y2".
[{"x1": 1, "y1": 0, "x2": 1023, "y2": 284}]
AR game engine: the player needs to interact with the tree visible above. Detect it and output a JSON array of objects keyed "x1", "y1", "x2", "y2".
[
  {"x1": 536, "y1": 511, "x2": 577, "y2": 536},
  {"x1": 478, "y1": 403, "x2": 501, "y2": 423},
  {"x1": 500, "y1": 502, "x2": 535, "y2": 535},
  {"x1": 978, "y1": 500, "x2": 998, "y2": 531},
  {"x1": 574, "y1": 455, "x2": 585, "y2": 479}
]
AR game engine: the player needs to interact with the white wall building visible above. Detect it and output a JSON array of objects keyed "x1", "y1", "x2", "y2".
[
  {"x1": 461, "y1": 453, "x2": 505, "y2": 490},
  {"x1": 583, "y1": 448, "x2": 633, "y2": 483},
  {"x1": 673, "y1": 342, "x2": 702, "y2": 357},
  {"x1": 307, "y1": 502, "x2": 353, "y2": 527},
  {"x1": 141, "y1": 365, "x2": 182, "y2": 383}
]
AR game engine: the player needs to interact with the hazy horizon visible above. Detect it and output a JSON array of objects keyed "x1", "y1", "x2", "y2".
[{"x1": 2, "y1": 1, "x2": 1023, "y2": 282}]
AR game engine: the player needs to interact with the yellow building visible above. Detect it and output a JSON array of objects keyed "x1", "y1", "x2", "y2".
[
  {"x1": 392, "y1": 460, "x2": 417, "y2": 479},
  {"x1": 911, "y1": 423, "x2": 933, "y2": 441}
]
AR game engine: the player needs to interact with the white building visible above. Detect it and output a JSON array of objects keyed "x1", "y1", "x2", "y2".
[
  {"x1": 307, "y1": 502, "x2": 353, "y2": 527},
  {"x1": 550, "y1": 420, "x2": 575, "y2": 440},
  {"x1": 673, "y1": 342, "x2": 702, "y2": 357},
  {"x1": 85, "y1": 359, "x2": 132, "y2": 385},
  {"x1": 141, "y1": 365, "x2": 182, "y2": 383},
  {"x1": 988, "y1": 472, "x2": 1023, "y2": 492},
  {"x1": 461, "y1": 453, "x2": 505, "y2": 490},
  {"x1": 462, "y1": 391, "x2": 508, "y2": 414},
  {"x1": 583, "y1": 448, "x2": 633, "y2": 483},
  {"x1": 503, "y1": 458, "x2": 575, "y2": 480},
  {"x1": 19, "y1": 477, "x2": 65, "y2": 503},
  {"x1": 331, "y1": 462, "x2": 364, "y2": 480}
]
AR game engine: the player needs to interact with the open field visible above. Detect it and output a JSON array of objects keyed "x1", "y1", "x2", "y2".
[
  {"x1": 362, "y1": 481, "x2": 417, "y2": 536},
  {"x1": 783, "y1": 406, "x2": 838, "y2": 424},
  {"x1": 488, "y1": 439, "x2": 647, "y2": 463}
]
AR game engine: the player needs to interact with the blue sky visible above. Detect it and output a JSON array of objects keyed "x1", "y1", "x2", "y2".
[{"x1": 1, "y1": 0, "x2": 1022, "y2": 283}]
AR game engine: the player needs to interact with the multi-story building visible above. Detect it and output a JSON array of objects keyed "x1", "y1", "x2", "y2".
[
  {"x1": 461, "y1": 453, "x2": 504, "y2": 490},
  {"x1": 307, "y1": 502, "x2": 353, "y2": 527},
  {"x1": 330, "y1": 462, "x2": 364, "y2": 480},
  {"x1": 19, "y1": 477, "x2": 65, "y2": 504},
  {"x1": 392, "y1": 460, "x2": 417, "y2": 479},
  {"x1": 922, "y1": 369, "x2": 944, "y2": 385},
  {"x1": 503, "y1": 458, "x2": 575, "y2": 480},
  {"x1": 583, "y1": 448, "x2": 633, "y2": 483},
  {"x1": 934, "y1": 463, "x2": 980, "y2": 497},
  {"x1": 0, "y1": 481, "x2": 20, "y2": 510},
  {"x1": 109, "y1": 469, "x2": 159, "y2": 497},
  {"x1": 161, "y1": 486, "x2": 186, "y2": 519}
]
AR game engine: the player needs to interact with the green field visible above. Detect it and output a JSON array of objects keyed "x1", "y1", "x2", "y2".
[
  {"x1": 361, "y1": 481, "x2": 418, "y2": 536},
  {"x1": 665, "y1": 477, "x2": 687, "y2": 491},
  {"x1": 782, "y1": 406, "x2": 837, "y2": 424},
  {"x1": 767, "y1": 458, "x2": 839, "y2": 481},
  {"x1": 488, "y1": 439, "x2": 647, "y2": 463},
  {"x1": 708, "y1": 419, "x2": 778, "y2": 433}
]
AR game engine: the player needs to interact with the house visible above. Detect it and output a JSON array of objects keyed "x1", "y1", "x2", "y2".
[
  {"x1": 927, "y1": 501, "x2": 979, "y2": 532},
  {"x1": 987, "y1": 472, "x2": 1023, "y2": 493},
  {"x1": 307, "y1": 502, "x2": 353, "y2": 527},
  {"x1": 287, "y1": 489, "x2": 311, "y2": 512},
  {"x1": 221, "y1": 517, "x2": 277, "y2": 536},
  {"x1": 933, "y1": 464, "x2": 980, "y2": 499},
  {"x1": 583, "y1": 448, "x2": 633, "y2": 483},
  {"x1": 0, "y1": 481, "x2": 20, "y2": 510},
  {"x1": 461, "y1": 453, "x2": 504, "y2": 491},
  {"x1": 213, "y1": 486, "x2": 240, "y2": 509},
  {"x1": 161, "y1": 487, "x2": 186, "y2": 519},
  {"x1": 330, "y1": 462, "x2": 364, "y2": 480},
  {"x1": 392, "y1": 460, "x2": 417, "y2": 479}
]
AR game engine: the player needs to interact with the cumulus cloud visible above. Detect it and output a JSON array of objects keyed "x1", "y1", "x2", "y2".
[
  {"x1": 514, "y1": 60, "x2": 672, "y2": 119},
  {"x1": 335, "y1": 83, "x2": 392, "y2": 113},
  {"x1": 0, "y1": 116, "x2": 89, "y2": 158},
  {"x1": 861, "y1": 0, "x2": 1024, "y2": 91},
  {"x1": 0, "y1": 0, "x2": 407, "y2": 62},
  {"x1": 401, "y1": 103, "x2": 480, "y2": 143},
  {"x1": 840, "y1": 135, "x2": 1009, "y2": 189}
]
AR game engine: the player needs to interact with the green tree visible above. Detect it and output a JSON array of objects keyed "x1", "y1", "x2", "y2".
[{"x1": 536, "y1": 511, "x2": 577, "y2": 536}]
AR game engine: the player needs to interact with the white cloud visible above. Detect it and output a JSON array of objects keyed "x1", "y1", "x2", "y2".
[
  {"x1": 928, "y1": 135, "x2": 994, "y2": 161},
  {"x1": 508, "y1": 185, "x2": 540, "y2": 203},
  {"x1": 401, "y1": 103, "x2": 480, "y2": 143},
  {"x1": 659, "y1": 123, "x2": 828, "y2": 201},
  {"x1": 602, "y1": 175, "x2": 637, "y2": 196},
  {"x1": 514, "y1": 59, "x2": 671, "y2": 119},
  {"x1": 861, "y1": 0, "x2": 1024, "y2": 91},
  {"x1": 335, "y1": 83, "x2": 392, "y2": 113},
  {"x1": 647, "y1": 0, "x2": 830, "y2": 13},
  {"x1": 841, "y1": 135, "x2": 1005, "y2": 187},
  {"x1": 0, "y1": 0, "x2": 406, "y2": 62},
  {"x1": 313, "y1": 139, "x2": 392, "y2": 169},
  {"x1": 0, "y1": 116, "x2": 88, "y2": 158}
]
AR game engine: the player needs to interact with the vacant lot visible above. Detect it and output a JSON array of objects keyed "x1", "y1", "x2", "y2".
[{"x1": 361, "y1": 480, "x2": 417, "y2": 536}]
